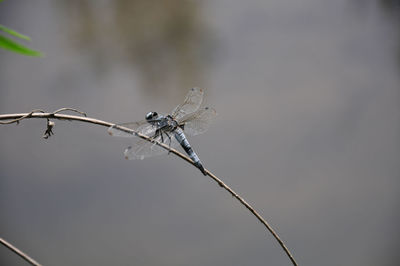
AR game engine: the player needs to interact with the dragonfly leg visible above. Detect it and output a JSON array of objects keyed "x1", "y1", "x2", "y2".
[
  {"x1": 150, "y1": 130, "x2": 162, "y2": 150},
  {"x1": 153, "y1": 129, "x2": 161, "y2": 140},
  {"x1": 164, "y1": 132, "x2": 173, "y2": 154},
  {"x1": 165, "y1": 132, "x2": 172, "y2": 146}
]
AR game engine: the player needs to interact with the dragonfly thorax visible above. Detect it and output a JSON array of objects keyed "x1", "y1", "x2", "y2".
[
  {"x1": 166, "y1": 115, "x2": 179, "y2": 129},
  {"x1": 145, "y1": 112, "x2": 179, "y2": 132}
]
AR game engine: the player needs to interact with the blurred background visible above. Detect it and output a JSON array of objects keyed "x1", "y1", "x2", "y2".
[{"x1": 1, "y1": 0, "x2": 399, "y2": 265}]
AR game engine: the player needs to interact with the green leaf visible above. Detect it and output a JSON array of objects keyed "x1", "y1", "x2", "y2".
[
  {"x1": 0, "y1": 25, "x2": 31, "y2": 41},
  {"x1": 0, "y1": 35, "x2": 42, "y2": 56}
]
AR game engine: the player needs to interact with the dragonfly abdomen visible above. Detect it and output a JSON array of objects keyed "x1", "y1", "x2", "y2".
[{"x1": 174, "y1": 128, "x2": 206, "y2": 175}]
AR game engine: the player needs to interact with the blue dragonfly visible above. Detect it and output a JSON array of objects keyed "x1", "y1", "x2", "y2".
[{"x1": 108, "y1": 88, "x2": 216, "y2": 175}]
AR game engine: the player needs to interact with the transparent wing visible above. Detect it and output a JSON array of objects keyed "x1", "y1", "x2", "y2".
[
  {"x1": 124, "y1": 132, "x2": 180, "y2": 160},
  {"x1": 108, "y1": 121, "x2": 155, "y2": 138},
  {"x1": 179, "y1": 107, "x2": 217, "y2": 136},
  {"x1": 171, "y1": 87, "x2": 204, "y2": 121}
]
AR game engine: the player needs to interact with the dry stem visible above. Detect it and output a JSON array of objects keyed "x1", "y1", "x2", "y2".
[
  {"x1": 0, "y1": 238, "x2": 41, "y2": 266},
  {"x1": 0, "y1": 110, "x2": 298, "y2": 266}
]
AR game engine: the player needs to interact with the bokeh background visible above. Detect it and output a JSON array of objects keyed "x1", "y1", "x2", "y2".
[{"x1": 1, "y1": 0, "x2": 399, "y2": 265}]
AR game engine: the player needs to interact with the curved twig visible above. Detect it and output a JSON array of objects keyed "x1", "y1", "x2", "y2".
[
  {"x1": 52, "y1": 107, "x2": 87, "y2": 117},
  {"x1": 0, "y1": 109, "x2": 45, "y2": 125},
  {"x1": 0, "y1": 110, "x2": 298, "y2": 266},
  {"x1": 0, "y1": 238, "x2": 41, "y2": 266}
]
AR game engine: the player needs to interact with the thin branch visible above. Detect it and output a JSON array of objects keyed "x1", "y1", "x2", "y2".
[
  {"x1": 0, "y1": 110, "x2": 298, "y2": 266},
  {"x1": 0, "y1": 238, "x2": 42, "y2": 266}
]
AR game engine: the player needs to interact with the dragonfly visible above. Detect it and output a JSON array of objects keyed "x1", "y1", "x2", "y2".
[{"x1": 108, "y1": 87, "x2": 216, "y2": 175}]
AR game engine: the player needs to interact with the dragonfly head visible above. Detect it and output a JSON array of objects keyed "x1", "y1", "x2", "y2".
[{"x1": 145, "y1": 111, "x2": 158, "y2": 121}]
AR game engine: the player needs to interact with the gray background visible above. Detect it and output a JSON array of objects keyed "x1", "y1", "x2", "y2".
[{"x1": 1, "y1": 0, "x2": 399, "y2": 265}]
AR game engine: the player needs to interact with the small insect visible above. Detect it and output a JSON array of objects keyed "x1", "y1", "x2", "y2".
[{"x1": 108, "y1": 87, "x2": 216, "y2": 175}]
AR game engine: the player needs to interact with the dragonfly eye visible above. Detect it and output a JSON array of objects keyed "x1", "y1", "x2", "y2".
[{"x1": 146, "y1": 112, "x2": 157, "y2": 120}]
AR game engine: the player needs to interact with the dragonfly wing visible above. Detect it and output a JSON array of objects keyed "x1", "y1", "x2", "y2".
[
  {"x1": 171, "y1": 87, "x2": 204, "y2": 121},
  {"x1": 180, "y1": 107, "x2": 217, "y2": 136},
  {"x1": 108, "y1": 121, "x2": 155, "y2": 138},
  {"x1": 124, "y1": 131, "x2": 180, "y2": 160}
]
